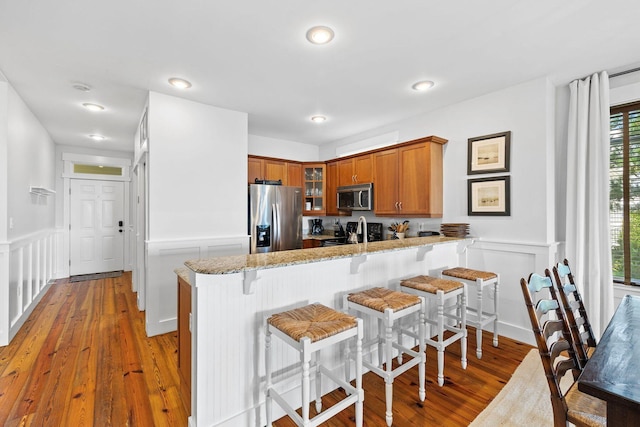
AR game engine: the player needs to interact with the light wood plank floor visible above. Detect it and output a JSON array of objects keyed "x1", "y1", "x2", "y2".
[{"x1": 0, "y1": 272, "x2": 533, "y2": 426}]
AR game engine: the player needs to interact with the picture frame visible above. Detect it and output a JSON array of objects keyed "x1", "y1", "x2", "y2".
[
  {"x1": 468, "y1": 176, "x2": 511, "y2": 216},
  {"x1": 140, "y1": 108, "x2": 148, "y2": 147},
  {"x1": 467, "y1": 131, "x2": 510, "y2": 175}
]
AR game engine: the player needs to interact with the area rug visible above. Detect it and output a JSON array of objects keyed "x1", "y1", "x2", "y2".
[
  {"x1": 69, "y1": 270, "x2": 123, "y2": 282},
  {"x1": 469, "y1": 349, "x2": 572, "y2": 426}
]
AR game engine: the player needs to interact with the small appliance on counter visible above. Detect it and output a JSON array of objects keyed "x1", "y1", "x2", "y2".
[
  {"x1": 345, "y1": 221, "x2": 383, "y2": 243},
  {"x1": 310, "y1": 219, "x2": 324, "y2": 235}
]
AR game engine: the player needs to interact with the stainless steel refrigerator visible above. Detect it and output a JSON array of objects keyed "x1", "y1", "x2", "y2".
[{"x1": 249, "y1": 184, "x2": 302, "y2": 253}]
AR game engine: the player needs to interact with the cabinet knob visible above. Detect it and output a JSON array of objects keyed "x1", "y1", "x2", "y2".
[
  {"x1": 395, "y1": 202, "x2": 399, "y2": 209},
  {"x1": 399, "y1": 201, "x2": 402, "y2": 210}
]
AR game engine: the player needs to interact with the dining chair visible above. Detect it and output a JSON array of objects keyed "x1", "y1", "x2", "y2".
[
  {"x1": 520, "y1": 273, "x2": 606, "y2": 427},
  {"x1": 551, "y1": 259, "x2": 597, "y2": 369}
]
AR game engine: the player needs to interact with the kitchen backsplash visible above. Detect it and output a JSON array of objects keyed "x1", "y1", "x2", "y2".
[{"x1": 303, "y1": 214, "x2": 443, "y2": 239}]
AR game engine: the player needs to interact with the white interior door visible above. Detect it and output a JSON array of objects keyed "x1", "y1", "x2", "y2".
[{"x1": 70, "y1": 179, "x2": 125, "y2": 275}]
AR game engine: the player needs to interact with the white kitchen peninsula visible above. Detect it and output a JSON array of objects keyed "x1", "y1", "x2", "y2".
[{"x1": 182, "y1": 236, "x2": 471, "y2": 427}]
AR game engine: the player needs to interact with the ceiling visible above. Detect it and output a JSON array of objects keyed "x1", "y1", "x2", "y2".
[{"x1": 1, "y1": 1, "x2": 639, "y2": 153}]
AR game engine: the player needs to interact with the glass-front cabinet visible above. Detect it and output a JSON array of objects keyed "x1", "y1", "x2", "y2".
[{"x1": 303, "y1": 163, "x2": 326, "y2": 215}]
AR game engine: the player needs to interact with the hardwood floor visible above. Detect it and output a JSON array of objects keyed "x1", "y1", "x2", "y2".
[
  {"x1": 0, "y1": 273, "x2": 533, "y2": 427},
  {"x1": 0, "y1": 272, "x2": 187, "y2": 427}
]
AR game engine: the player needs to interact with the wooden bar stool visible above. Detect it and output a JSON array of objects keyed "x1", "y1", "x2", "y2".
[
  {"x1": 343, "y1": 287, "x2": 425, "y2": 427},
  {"x1": 265, "y1": 303, "x2": 364, "y2": 427},
  {"x1": 400, "y1": 275, "x2": 467, "y2": 386},
  {"x1": 441, "y1": 267, "x2": 499, "y2": 359}
]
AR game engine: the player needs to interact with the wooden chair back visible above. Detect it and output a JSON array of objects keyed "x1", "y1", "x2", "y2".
[
  {"x1": 520, "y1": 273, "x2": 582, "y2": 426},
  {"x1": 551, "y1": 259, "x2": 597, "y2": 369}
]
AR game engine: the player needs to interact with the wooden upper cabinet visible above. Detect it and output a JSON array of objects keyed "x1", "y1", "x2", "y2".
[
  {"x1": 336, "y1": 155, "x2": 373, "y2": 186},
  {"x1": 325, "y1": 162, "x2": 339, "y2": 216},
  {"x1": 248, "y1": 157, "x2": 263, "y2": 184},
  {"x1": 353, "y1": 155, "x2": 373, "y2": 183},
  {"x1": 373, "y1": 137, "x2": 446, "y2": 217},
  {"x1": 264, "y1": 159, "x2": 287, "y2": 183},
  {"x1": 373, "y1": 149, "x2": 400, "y2": 215},
  {"x1": 286, "y1": 162, "x2": 302, "y2": 187},
  {"x1": 248, "y1": 156, "x2": 302, "y2": 186}
]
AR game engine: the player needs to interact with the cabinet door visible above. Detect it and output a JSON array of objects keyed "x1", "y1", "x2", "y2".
[
  {"x1": 287, "y1": 162, "x2": 302, "y2": 187},
  {"x1": 264, "y1": 159, "x2": 287, "y2": 184},
  {"x1": 353, "y1": 155, "x2": 373, "y2": 183},
  {"x1": 373, "y1": 149, "x2": 399, "y2": 215},
  {"x1": 325, "y1": 162, "x2": 340, "y2": 216},
  {"x1": 337, "y1": 159, "x2": 355, "y2": 186},
  {"x1": 400, "y1": 142, "x2": 442, "y2": 217},
  {"x1": 248, "y1": 157, "x2": 263, "y2": 184},
  {"x1": 178, "y1": 276, "x2": 192, "y2": 414}
]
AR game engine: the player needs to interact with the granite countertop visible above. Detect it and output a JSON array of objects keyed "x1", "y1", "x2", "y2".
[
  {"x1": 185, "y1": 235, "x2": 465, "y2": 275},
  {"x1": 303, "y1": 233, "x2": 342, "y2": 241},
  {"x1": 175, "y1": 266, "x2": 191, "y2": 283}
]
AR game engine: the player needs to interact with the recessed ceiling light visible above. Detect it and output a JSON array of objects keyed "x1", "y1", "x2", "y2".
[
  {"x1": 168, "y1": 77, "x2": 192, "y2": 89},
  {"x1": 89, "y1": 134, "x2": 105, "y2": 141},
  {"x1": 311, "y1": 115, "x2": 326, "y2": 123},
  {"x1": 411, "y1": 80, "x2": 435, "y2": 91},
  {"x1": 82, "y1": 103, "x2": 104, "y2": 111},
  {"x1": 306, "y1": 26, "x2": 335, "y2": 45},
  {"x1": 72, "y1": 82, "x2": 91, "y2": 92}
]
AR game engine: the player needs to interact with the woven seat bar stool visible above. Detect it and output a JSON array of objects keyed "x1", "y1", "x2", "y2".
[
  {"x1": 265, "y1": 303, "x2": 364, "y2": 427},
  {"x1": 441, "y1": 267, "x2": 499, "y2": 359},
  {"x1": 400, "y1": 275, "x2": 467, "y2": 386},
  {"x1": 343, "y1": 287, "x2": 425, "y2": 427}
]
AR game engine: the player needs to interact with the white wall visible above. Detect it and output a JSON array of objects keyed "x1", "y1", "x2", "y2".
[
  {"x1": 323, "y1": 77, "x2": 558, "y2": 344},
  {"x1": 248, "y1": 134, "x2": 319, "y2": 162},
  {"x1": 144, "y1": 92, "x2": 250, "y2": 336},
  {"x1": 1, "y1": 82, "x2": 58, "y2": 346},
  {"x1": 7, "y1": 85, "x2": 56, "y2": 240},
  {"x1": 148, "y1": 92, "x2": 248, "y2": 240}
]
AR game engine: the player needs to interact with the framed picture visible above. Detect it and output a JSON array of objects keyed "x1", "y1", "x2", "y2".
[
  {"x1": 140, "y1": 108, "x2": 148, "y2": 147},
  {"x1": 467, "y1": 131, "x2": 511, "y2": 175},
  {"x1": 468, "y1": 176, "x2": 511, "y2": 216}
]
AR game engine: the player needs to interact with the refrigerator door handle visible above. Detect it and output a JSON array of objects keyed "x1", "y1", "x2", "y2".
[{"x1": 272, "y1": 203, "x2": 279, "y2": 251}]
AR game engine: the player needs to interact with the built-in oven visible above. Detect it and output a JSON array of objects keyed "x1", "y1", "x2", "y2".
[{"x1": 337, "y1": 183, "x2": 373, "y2": 211}]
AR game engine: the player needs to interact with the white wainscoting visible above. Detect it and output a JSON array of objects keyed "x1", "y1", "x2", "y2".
[
  {"x1": 466, "y1": 239, "x2": 559, "y2": 346},
  {"x1": 189, "y1": 241, "x2": 464, "y2": 427},
  {"x1": 145, "y1": 235, "x2": 249, "y2": 337},
  {"x1": 0, "y1": 229, "x2": 59, "y2": 346}
]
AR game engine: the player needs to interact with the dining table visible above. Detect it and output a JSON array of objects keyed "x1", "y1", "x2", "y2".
[{"x1": 577, "y1": 294, "x2": 640, "y2": 426}]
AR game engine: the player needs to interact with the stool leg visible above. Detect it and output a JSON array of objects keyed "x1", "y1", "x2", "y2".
[
  {"x1": 384, "y1": 309, "x2": 394, "y2": 427},
  {"x1": 315, "y1": 351, "x2": 322, "y2": 413},
  {"x1": 396, "y1": 326, "x2": 403, "y2": 364},
  {"x1": 418, "y1": 302, "x2": 426, "y2": 401},
  {"x1": 265, "y1": 327, "x2": 273, "y2": 427},
  {"x1": 476, "y1": 278, "x2": 483, "y2": 359},
  {"x1": 461, "y1": 286, "x2": 468, "y2": 370},
  {"x1": 301, "y1": 339, "x2": 311, "y2": 424},
  {"x1": 355, "y1": 319, "x2": 364, "y2": 427},
  {"x1": 378, "y1": 318, "x2": 384, "y2": 367},
  {"x1": 436, "y1": 290, "x2": 445, "y2": 386},
  {"x1": 344, "y1": 341, "x2": 351, "y2": 390},
  {"x1": 493, "y1": 279, "x2": 499, "y2": 347}
]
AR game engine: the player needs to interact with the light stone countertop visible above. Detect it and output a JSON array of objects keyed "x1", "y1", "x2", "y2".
[
  {"x1": 303, "y1": 233, "x2": 342, "y2": 241},
  {"x1": 185, "y1": 235, "x2": 465, "y2": 275}
]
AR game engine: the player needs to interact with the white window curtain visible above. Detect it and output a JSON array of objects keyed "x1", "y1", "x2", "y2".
[{"x1": 565, "y1": 71, "x2": 614, "y2": 338}]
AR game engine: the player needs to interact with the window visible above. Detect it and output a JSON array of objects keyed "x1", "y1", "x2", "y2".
[{"x1": 610, "y1": 101, "x2": 640, "y2": 285}]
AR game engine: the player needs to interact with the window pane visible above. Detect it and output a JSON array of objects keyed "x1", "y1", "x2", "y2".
[
  {"x1": 610, "y1": 112, "x2": 624, "y2": 280},
  {"x1": 73, "y1": 164, "x2": 122, "y2": 176},
  {"x1": 630, "y1": 110, "x2": 640, "y2": 282}
]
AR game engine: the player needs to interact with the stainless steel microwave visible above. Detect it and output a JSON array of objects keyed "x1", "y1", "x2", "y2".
[{"x1": 337, "y1": 183, "x2": 373, "y2": 211}]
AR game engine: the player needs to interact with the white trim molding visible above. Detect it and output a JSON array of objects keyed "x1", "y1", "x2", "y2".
[{"x1": 0, "y1": 229, "x2": 58, "y2": 346}]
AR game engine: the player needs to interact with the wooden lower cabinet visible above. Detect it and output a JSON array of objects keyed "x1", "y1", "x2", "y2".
[
  {"x1": 178, "y1": 275, "x2": 192, "y2": 415},
  {"x1": 303, "y1": 239, "x2": 322, "y2": 249}
]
